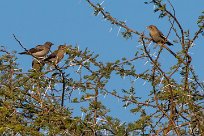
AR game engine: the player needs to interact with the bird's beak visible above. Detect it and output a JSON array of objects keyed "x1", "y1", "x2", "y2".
[{"x1": 146, "y1": 26, "x2": 149, "y2": 29}]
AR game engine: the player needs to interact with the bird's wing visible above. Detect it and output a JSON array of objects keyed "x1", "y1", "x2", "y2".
[
  {"x1": 32, "y1": 59, "x2": 44, "y2": 71},
  {"x1": 44, "y1": 50, "x2": 58, "y2": 61},
  {"x1": 158, "y1": 31, "x2": 167, "y2": 39},
  {"x1": 158, "y1": 31, "x2": 173, "y2": 45},
  {"x1": 28, "y1": 45, "x2": 44, "y2": 53}
]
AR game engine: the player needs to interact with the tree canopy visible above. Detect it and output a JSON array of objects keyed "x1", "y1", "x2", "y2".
[{"x1": 0, "y1": 0, "x2": 204, "y2": 135}]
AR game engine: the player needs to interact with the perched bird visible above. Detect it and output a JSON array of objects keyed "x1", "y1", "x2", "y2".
[
  {"x1": 19, "y1": 42, "x2": 53, "y2": 58},
  {"x1": 32, "y1": 58, "x2": 45, "y2": 71},
  {"x1": 147, "y1": 25, "x2": 173, "y2": 46},
  {"x1": 44, "y1": 45, "x2": 67, "y2": 65}
]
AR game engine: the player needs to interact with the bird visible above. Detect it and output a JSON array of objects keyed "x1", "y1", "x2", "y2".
[
  {"x1": 32, "y1": 58, "x2": 45, "y2": 72},
  {"x1": 147, "y1": 25, "x2": 173, "y2": 46},
  {"x1": 44, "y1": 45, "x2": 67, "y2": 65},
  {"x1": 19, "y1": 42, "x2": 53, "y2": 58}
]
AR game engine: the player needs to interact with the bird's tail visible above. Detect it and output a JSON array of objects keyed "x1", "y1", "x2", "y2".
[
  {"x1": 19, "y1": 52, "x2": 27, "y2": 55},
  {"x1": 166, "y1": 41, "x2": 173, "y2": 46},
  {"x1": 163, "y1": 45, "x2": 177, "y2": 58}
]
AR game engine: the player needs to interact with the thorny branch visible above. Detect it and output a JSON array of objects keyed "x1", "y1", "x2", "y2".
[
  {"x1": 85, "y1": 0, "x2": 204, "y2": 135},
  {"x1": 86, "y1": 0, "x2": 153, "y2": 43},
  {"x1": 141, "y1": 36, "x2": 180, "y2": 135}
]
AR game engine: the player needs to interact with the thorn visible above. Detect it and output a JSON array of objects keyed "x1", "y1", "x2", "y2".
[
  {"x1": 100, "y1": 1, "x2": 105, "y2": 5},
  {"x1": 136, "y1": 45, "x2": 142, "y2": 48},
  {"x1": 188, "y1": 51, "x2": 194, "y2": 55},
  {"x1": 122, "y1": 74, "x2": 126, "y2": 79},
  {"x1": 152, "y1": 52, "x2": 157, "y2": 57},
  {"x1": 159, "y1": 76, "x2": 164, "y2": 86},
  {"x1": 109, "y1": 27, "x2": 113, "y2": 32},
  {"x1": 117, "y1": 20, "x2": 126, "y2": 36},
  {"x1": 77, "y1": 45, "x2": 80, "y2": 51},
  {"x1": 117, "y1": 26, "x2": 122, "y2": 36},
  {"x1": 78, "y1": 88, "x2": 81, "y2": 94},
  {"x1": 81, "y1": 112, "x2": 84, "y2": 120},
  {"x1": 143, "y1": 81, "x2": 146, "y2": 86},
  {"x1": 76, "y1": 65, "x2": 82, "y2": 73},
  {"x1": 144, "y1": 60, "x2": 149, "y2": 65},
  {"x1": 133, "y1": 77, "x2": 139, "y2": 82},
  {"x1": 153, "y1": 5, "x2": 156, "y2": 10},
  {"x1": 147, "y1": 43, "x2": 152, "y2": 48},
  {"x1": 104, "y1": 93, "x2": 107, "y2": 98}
]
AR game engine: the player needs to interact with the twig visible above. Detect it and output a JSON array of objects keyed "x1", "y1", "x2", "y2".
[
  {"x1": 191, "y1": 22, "x2": 204, "y2": 44},
  {"x1": 13, "y1": 34, "x2": 28, "y2": 52}
]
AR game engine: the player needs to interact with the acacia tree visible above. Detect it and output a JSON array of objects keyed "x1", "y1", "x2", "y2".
[{"x1": 0, "y1": 0, "x2": 204, "y2": 135}]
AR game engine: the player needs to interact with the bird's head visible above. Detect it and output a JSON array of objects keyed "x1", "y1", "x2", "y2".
[
  {"x1": 58, "y1": 45, "x2": 68, "y2": 51},
  {"x1": 146, "y1": 25, "x2": 158, "y2": 32},
  {"x1": 45, "y1": 41, "x2": 54, "y2": 47}
]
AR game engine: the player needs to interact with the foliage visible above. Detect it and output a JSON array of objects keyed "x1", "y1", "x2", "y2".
[{"x1": 1, "y1": 0, "x2": 204, "y2": 135}]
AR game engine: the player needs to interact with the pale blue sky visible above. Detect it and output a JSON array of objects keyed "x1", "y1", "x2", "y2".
[{"x1": 1, "y1": 0, "x2": 204, "y2": 122}]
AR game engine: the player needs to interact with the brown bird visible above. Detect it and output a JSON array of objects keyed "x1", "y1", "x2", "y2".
[
  {"x1": 32, "y1": 58, "x2": 45, "y2": 71},
  {"x1": 19, "y1": 42, "x2": 53, "y2": 58},
  {"x1": 147, "y1": 25, "x2": 173, "y2": 46},
  {"x1": 44, "y1": 45, "x2": 67, "y2": 65}
]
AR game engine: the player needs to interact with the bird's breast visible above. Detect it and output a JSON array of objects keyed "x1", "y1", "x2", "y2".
[{"x1": 32, "y1": 49, "x2": 49, "y2": 57}]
